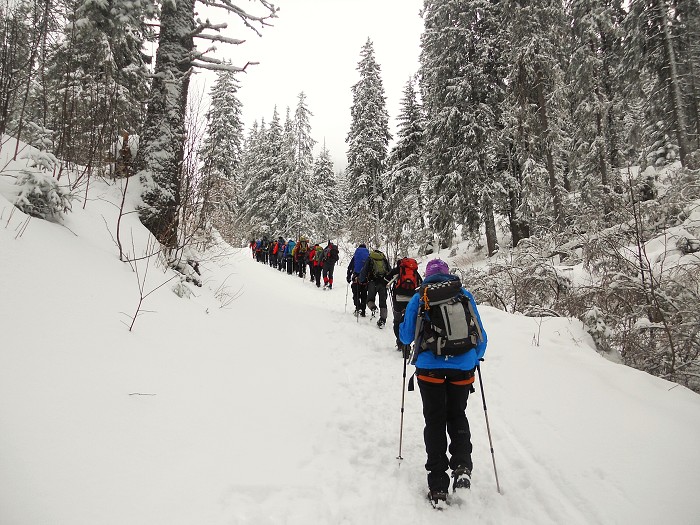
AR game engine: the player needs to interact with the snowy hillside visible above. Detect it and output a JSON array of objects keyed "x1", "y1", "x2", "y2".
[{"x1": 2, "y1": 170, "x2": 700, "y2": 524}]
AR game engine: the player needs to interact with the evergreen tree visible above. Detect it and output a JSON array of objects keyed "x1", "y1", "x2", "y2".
[
  {"x1": 199, "y1": 66, "x2": 244, "y2": 234},
  {"x1": 292, "y1": 92, "x2": 316, "y2": 237},
  {"x1": 625, "y1": 0, "x2": 697, "y2": 167},
  {"x1": 40, "y1": 0, "x2": 153, "y2": 165},
  {"x1": 345, "y1": 38, "x2": 391, "y2": 246},
  {"x1": 502, "y1": 0, "x2": 569, "y2": 233},
  {"x1": 385, "y1": 78, "x2": 425, "y2": 257},
  {"x1": 312, "y1": 144, "x2": 341, "y2": 240},
  {"x1": 419, "y1": 0, "x2": 504, "y2": 252},
  {"x1": 566, "y1": 0, "x2": 625, "y2": 227}
]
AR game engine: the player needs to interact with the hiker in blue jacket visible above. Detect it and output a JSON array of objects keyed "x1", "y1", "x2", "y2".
[
  {"x1": 399, "y1": 258, "x2": 488, "y2": 506},
  {"x1": 284, "y1": 239, "x2": 296, "y2": 275},
  {"x1": 346, "y1": 243, "x2": 370, "y2": 316}
]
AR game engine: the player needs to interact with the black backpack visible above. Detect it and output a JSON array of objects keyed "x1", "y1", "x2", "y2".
[{"x1": 415, "y1": 279, "x2": 478, "y2": 358}]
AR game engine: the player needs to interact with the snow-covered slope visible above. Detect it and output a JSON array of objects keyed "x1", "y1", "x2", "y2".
[{"x1": 1, "y1": 175, "x2": 700, "y2": 524}]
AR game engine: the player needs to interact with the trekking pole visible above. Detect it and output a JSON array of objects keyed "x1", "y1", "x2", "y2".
[
  {"x1": 344, "y1": 281, "x2": 350, "y2": 313},
  {"x1": 397, "y1": 349, "x2": 408, "y2": 461},
  {"x1": 477, "y1": 363, "x2": 502, "y2": 494}
]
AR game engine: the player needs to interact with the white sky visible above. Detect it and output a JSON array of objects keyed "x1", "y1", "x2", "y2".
[{"x1": 204, "y1": 0, "x2": 425, "y2": 172}]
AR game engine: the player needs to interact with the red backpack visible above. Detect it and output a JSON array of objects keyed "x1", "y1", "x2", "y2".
[{"x1": 396, "y1": 258, "x2": 419, "y2": 293}]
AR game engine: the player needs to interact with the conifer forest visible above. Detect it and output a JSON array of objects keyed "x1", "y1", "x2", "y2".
[{"x1": 1, "y1": 0, "x2": 699, "y2": 391}]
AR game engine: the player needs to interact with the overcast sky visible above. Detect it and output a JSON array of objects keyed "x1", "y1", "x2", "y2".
[{"x1": 205, "y1": 0, "x2": 425, "y2": 172}]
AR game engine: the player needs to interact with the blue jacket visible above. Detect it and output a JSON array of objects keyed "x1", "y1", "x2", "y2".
[
  {"x1": 284, "y1": 240, "x2": 296, "y2": 257},
  {"x1": 346, "y1": 247, "x2": 370, "y2": 280},
  {"x1": 399, "y1": 273, "x2": 487, "y2": 371}
]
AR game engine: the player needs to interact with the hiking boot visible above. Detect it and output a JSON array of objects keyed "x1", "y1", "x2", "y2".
[
  {"x1": 353, "y1": 309, "x2": 360, "y2": 317},
  {"x1": 328, "y1": 284, "x2": 332, "y2": 289},
  {"x1": 452, "y1": 466, "x2": 471, "y2": 491},
  {"x1": 360, "y1": 310, "x2": 366, "y2": 317},
  {"x1": 377, "y1": 318, "x2": 386, "y2": 328},
  {"x1": 427, "y1": 489, "x2": 447, "y2": 509}
]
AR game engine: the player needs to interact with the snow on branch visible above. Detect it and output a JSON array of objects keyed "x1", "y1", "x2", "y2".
[
  {"x1": 197, "y1": 0, "x2": 278, "y2": 37},
  {"x1": 194, "y1": 33, "x2": 246, "y2": 46},
  {"x1": 191, "y1": 60, "x2": 258, "y2": 73}
]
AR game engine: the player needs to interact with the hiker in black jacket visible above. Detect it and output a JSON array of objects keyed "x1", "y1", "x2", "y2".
[
  {"x1": 322, "y1": 241, "x2": 339, "y2": 289},
  {"x1": 359, "y1": 249, "x2": 390, "y2": 328}
]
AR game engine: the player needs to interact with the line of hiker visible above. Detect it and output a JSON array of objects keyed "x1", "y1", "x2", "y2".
[
  {"x1": 250, "y1": 238, "x2": 491, "y2": 507},
  {"x1": 249, "y1": 236, "x2": 340, "y2": 289},
  {"x1": 346, "y1": 243, "x2": 424, "y2": 352}
]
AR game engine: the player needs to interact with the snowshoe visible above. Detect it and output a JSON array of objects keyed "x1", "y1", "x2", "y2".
[
  {"x1": 427, "y1": 490, "x2": 448, "y2": 510},
  {"x1": 360, "y1": 310, "x2": 366, "y2": 317},
  {"x1": 377, "y1": 318, "x2": 386, "y2": 328},
  {"x1": 452, "y1": 466, "x2": 471, "y2": 491}
]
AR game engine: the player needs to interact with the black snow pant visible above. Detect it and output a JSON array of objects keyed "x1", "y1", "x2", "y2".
[
  {"x1": 417, "y1": 368, "x2": 474, "y2": 493},
  {"x1": 392, "y1": 293, "x2": 412, "y2": 346},
  {"x1": 322, "y1": 262, "x2": 336, "y2": 288},
  {"x1": 351, "y1": 280, "x2": 367, "y2": 314},
  {"x1": 311, "y1": 264, "x2": 322, "y2": 287},
  {"x1": 297, "y1": 257, "x2": 306, "y2": 278},
  {"x1": 286, "y1": 256, "x2": 294, "y2": 274},
  {"x1": 367, "y1": 279, "x2": 388, "y2": 321}
]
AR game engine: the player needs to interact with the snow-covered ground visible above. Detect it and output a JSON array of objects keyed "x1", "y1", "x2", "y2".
[{"x1": 2, "y1": 159, "x2": 700, "y2": 524}]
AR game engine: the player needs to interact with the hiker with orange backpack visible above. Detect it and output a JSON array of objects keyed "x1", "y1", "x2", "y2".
[
  {"x1": 399, "y1": 258, "x2": 488, "y2": 508},
  {"x1": 387, "y1": 257, "x2": 422, "y2": 351}
]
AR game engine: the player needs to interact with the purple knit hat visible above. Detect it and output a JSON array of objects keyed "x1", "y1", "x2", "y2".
[{"x1": 425, "y1": 258, "x2": 449, "y2": 277}]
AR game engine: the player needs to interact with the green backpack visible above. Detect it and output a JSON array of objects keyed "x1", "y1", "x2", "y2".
[{"x1": 369, "y1": 250, "x2": 388, "y2": 278}]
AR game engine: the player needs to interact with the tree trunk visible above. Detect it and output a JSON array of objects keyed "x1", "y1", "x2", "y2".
[
  {"x1": 534, "y1": 60, "x2": 566, "y2": 230},
  {"x1": 482, "y1": 193, "x2": 498, "y2": 256},
  {"x1": 655, "y1": 0, "x2": 690, "y2": 165},
  {"x1": 136, "y1": 0, "x2": 195, "y2": 248}
]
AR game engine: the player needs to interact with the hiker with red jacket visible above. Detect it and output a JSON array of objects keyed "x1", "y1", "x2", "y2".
[
  {"x1": 269, "y1": 239, "x2": 279, "y2": 268},
  {"x1": 387, "y1": 257, "x2": 422, "y2": 352},
  {"x1": 309, "y1": 243, "x2": 324, "y2": 287},
  {"x1": 322, "y1": 241, "x2": 339, "y2": 289},
  {"x1": 359, "y1": 248, "x2": 391, "y2": 328}
]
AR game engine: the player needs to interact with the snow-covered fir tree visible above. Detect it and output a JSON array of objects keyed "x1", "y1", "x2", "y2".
[
  {"x1": 384, "y1": 78, "x2": 425, "y2": 258},
  {"x1": 292, "y1": 92, "x2": 317, "y2": 238},
  {"x1": 566, "y1": 0, "x2": 626, "y2": 227},
  {"x1": 501, "y1": 0, "x2": 569, "y2": 234},
  {"x1": 419, "y1": 0, "x2": 505, "y2": 253},
  {"x1": 42, "y1": 0, "x2": 154, "y2": 165},
  {"x1": 624, "y1": 0, "x2": 698, "y2": 167},
  {"x1": 198, "y1": 66, "x2": 245, "y2": 238},
  {"x1": 345, "y1": 38, "x2": 391, "y2": 247},
  {"x1": 311, "y1": 143, "x2": 342, "y2": 240}
]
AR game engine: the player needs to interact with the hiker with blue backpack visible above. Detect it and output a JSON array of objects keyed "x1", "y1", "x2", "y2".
[
  {"x1": 399, "y1": 258, "x2": 488, "y2": 509},
  {"x1": 346, "y1": 243, "x2": 370, "y2": 317}
]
